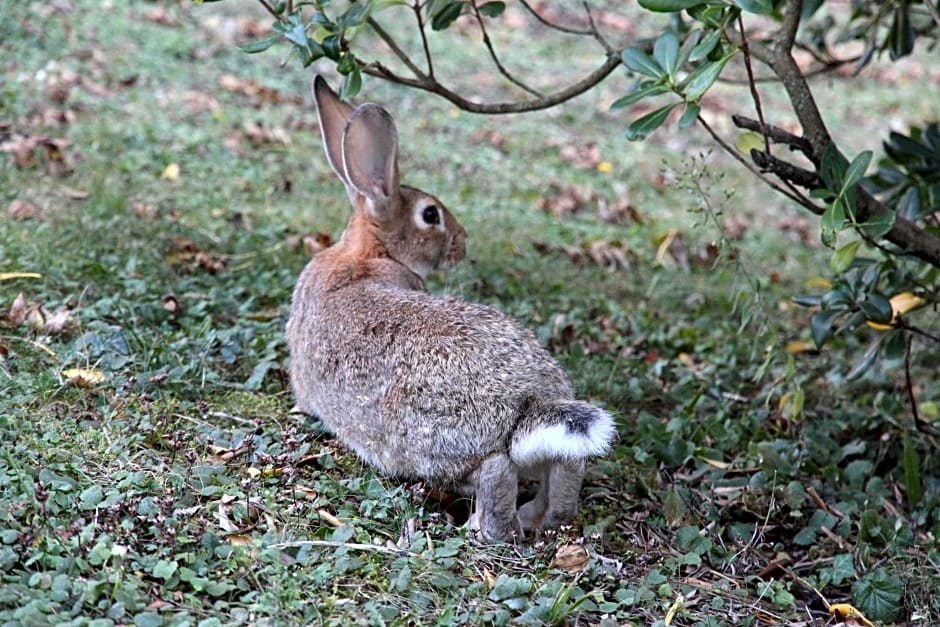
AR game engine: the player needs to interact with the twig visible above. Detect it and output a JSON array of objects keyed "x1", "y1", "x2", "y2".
[
  {"x1": 903, "y1": 331, "x2": 923, "y2": 429},
  {"x1": 266, "y1": 539, "x2": 413, "y2": 556},
  {"x1": 411, "y1": 1, "x2": 434, "y2": 77},
  {"x1": 368, "y1": 17, "x2": 428, "y2": 80},
  {"x1": 732, "y1": 115, "x2": 814, "y2": 161},
  {"x1": 518, "y1": 0, "x2": 593, "y2": 36},
  {"x1": 899, "y1": 322, "x2": 940, "y2": 344},
  {"x1": 582, "y1": 1, "x2": 614, "y2": 55},
  {"x1": 696, "y1": 116, "x2": 814, "y2": 210},
  {"x1": 471, "y1": 0, "x2": 543, "y2": 97},
  {"x1": 256, "y1": 0, "x2": 283, "y2": 21},
  {"x1": 717, "y1": 55, "x2": 860, "y2": 84},
  {"x1": 923, "y1": 0, "x2": 940, "y2": 29},
  {"x1": 737, "y1": 14, "x2": 770, "y2": 156},
  {"x1": 362, "y1": 53, "x2": 620, "y2": 114}
]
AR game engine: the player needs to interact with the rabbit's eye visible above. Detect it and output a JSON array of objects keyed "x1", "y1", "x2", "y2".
[{"x1": 422, "y1": 205, "x2": 440, "y2": 225}]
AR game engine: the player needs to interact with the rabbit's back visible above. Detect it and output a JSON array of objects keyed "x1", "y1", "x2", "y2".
[{"x1": 288, "y1": 263, "x2": 573, "y2": 485}]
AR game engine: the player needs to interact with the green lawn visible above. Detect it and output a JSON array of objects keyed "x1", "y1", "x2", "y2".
[{"x1": 1, "y1": 2, "x2": 938, "y2": 625}]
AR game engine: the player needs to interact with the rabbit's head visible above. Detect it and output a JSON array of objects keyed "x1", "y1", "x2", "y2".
[{"x1": 313, "y1": 76, "x2": 466, "y2": 278}]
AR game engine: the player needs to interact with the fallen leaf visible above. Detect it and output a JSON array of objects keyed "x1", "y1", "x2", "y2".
[
  {"x1": 161, "y1": 163, "x2": 180, "y2": 181},
  {"x1": 551, "y1": 544, "x2": 589, "y2": 574},
  {"x1": 785, "y1": 340, "x2": 818, "y2": 355},
  {"x1": 9, "y1": 293, "x2": 27, "y2": 326},
  {"x1": 293, "y1": 485, "x2": 318, "y2": 500},
  {"x1": 62, "y1": 368, "x2": 106, "y2": 388},
  {"x1": 664, "y1": 593, "x2": 683, "y2": 625},
  {"x1": 60, "y1": 185, "x2": 89, "y2": 200},
  {"x1": 559, "y1": 142, "x2": 602, "y2": 170},
  {"x1": 482, "y1": 567, "x2": 496, "y2": 589},
  {"x1": 0, "y1": 273, "x2": 42, "y2": 282},
  {"x1": 8, "y1": 200, "x2": 43, "y2": 221},
  {"x1": 828, "y1": 603, "x2": 875, "y2": 627}
]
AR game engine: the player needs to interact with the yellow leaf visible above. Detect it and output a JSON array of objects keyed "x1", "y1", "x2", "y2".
[
  {"x1": 677, "y1": 352, "x2": 694, "y2": 367},
  {"x1": 829, "y1": 603, "x2": 875, "y2": 627},
  {"x1": 246, "y1": 467, "x2": 262, "y2": 479},
  {"x1": 161, "y1": 162, "x2": 180, "y2": 181},
  {"x1": 785, "y1": 340, "x2": 816, "y2": 355},
  {"x1": 804, "y1": 277, "x2": 832, "y2": 290},
  {"x1": 867, "y1": 292, "x2": 927, "y2": 331},
  {"x1": 596, "y1": 161, "x2": 614, "y2": 174},
  {"x1": 0, "y1": 272, "x2": 42, "y2": 281},
  {"x1": 482, "y1": 567, "x2": 496, "y2": 590},
  {"x1": 62, "y1": 368, "x2": 106, "y2": 387},
  {"x1": 699, "y1": 457, "x2": 731, "y2": 469},
  {"x1": 664, "y1": 593, "x2": 683, "y2": 625},
  {"x1": 735, "y1": 131, "x2": 764, "y2": 155}
]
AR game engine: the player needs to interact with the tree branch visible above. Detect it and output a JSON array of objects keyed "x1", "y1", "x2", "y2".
[
  {"x1": 362, "y1": 52, "x2": 621, "y2": 114},
  {"x1": 518, "y1": 0, "x2": 593, "y2": 36},
  {"x1": 732, "y1": 115, "x2": 814, "y2": 162},
  {"x1": 471, "y1": 0, "x2": 543, "y2": 97},
  {"x1": 368, "y1": 17, "x2": 428, "y2": 80},
  {"x1": 412, "y1": 2, "x2": 435, "y2": 78},
  {"x1": 697, "y1": 116, "x2": 815, "y2": 211},
  {"x1": 582, "y1": 1, "x2": 615, "y2": 55},
  {"x1": 923, "y1": 0, "x2": 940, "y2": 29},
  {"x1": 738, "y1": 14, "x2": 770, "y2": 156}
]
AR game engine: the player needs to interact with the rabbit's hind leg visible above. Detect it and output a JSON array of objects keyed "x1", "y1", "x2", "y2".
[
  {"x1": 473, "y1": 453, "x2": 520, "y2": 542},
  {"x1": 542, "y1": 459, "x2": 585, "y2": 529}
]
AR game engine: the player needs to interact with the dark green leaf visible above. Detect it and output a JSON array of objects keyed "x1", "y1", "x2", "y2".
[
  {"x1": 676, "y1": 30, "x2": 701, "y2": 69},
  {"x1": 852, "y1": 569, "x2": 902, "y2": 622},
  {"x1": 638, "y1": 0, "x2": 707, "y2": 12},
  {"x1": 689, "y1": 29, "x2": 721, "y2": 62},
  {"x1": 683, "y1": 54, "x2": 732, "y2": 101},
  {"x1": 734, "y1": 0, "x2": 772, "y2": 15},
  {"x1": 238, "y1": 34, "x2": 280, "y2": 54},
  {"x1": 811, "y1": 308, "x2": 842, "y2": 347},
  {"x1": 678, "y1": 102, "x2": 699, "y2": 129},
  {"x1": 478, "y1": 1, "x2": 506, "y2": 17},
  {"x1": 859, "y1": 210, "x2": 895, "y2": 239},
  {"x1": 888, "y1": 4, "x2": 914, "y2": 61},
  {"x1": 341, "y1": 68, "x2": 362, "y2": 99},
  {"x1": 820, "y1": 143, "x2": 848, "y2": 192},
  {"x1": 845, "y1": 337, "x2": 881, "y2": 381},
  {"x1": 626, "y1": 103, "x2": 680, "y2": 141},
  {"x1": 883, "y1": 329, "x2": 906, "y2": 361},
  {"x1": 821, "y1": 200, "x2": 845, "y2": 242},
  {"x1": 653, "y1": 32, "x2": 680, "y2": 78},
  {"x1": 610, "y1": 83, "x2": 670, "y2": 110},
  {"x1": 791, "y1": 295, "x2": 821, "y2": 308},
  {"x1": 826, "y1": 554, "x2": 855, "y2": 586},
  {"x1": 843, "y1": 150, "x2": 872, "y2": 188},
  {"x1": 431, "y1": 1, "x2": 463, "y2": 30},
  {"x1": 621, "y1": 48, "x2": 664, "y2": 79},
  {"x1": 322, "y1": 34, "x2": 342, "y2": 61},
  {"x1": 859, "y1": 293, "x2": 893, "y2": 324}
]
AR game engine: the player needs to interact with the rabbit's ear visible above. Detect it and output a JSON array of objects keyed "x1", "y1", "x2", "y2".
[
  {"x1": 341, "y1": 103, "x2": 400, "y2": 217},
  {"x1": 312, "y1": 76, "x2": 355, "y2": 188}
]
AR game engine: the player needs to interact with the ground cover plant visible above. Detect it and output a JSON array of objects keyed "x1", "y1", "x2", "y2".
[{"x1": 1, "y1": 1, "x2": 938, "y2": 625}]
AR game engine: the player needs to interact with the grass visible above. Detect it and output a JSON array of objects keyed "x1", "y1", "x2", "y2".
[{"x1": 1, "y1": 1, "x2": 938, "y2": 625}]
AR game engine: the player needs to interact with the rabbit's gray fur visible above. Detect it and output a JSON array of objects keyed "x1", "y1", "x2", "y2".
[{"x1": 287, "y1": 77, "x2": 616, "y2": 541}]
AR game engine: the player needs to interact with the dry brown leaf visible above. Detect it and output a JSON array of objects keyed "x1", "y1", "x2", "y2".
[
  {"x1": 62, "y1": 367, "x2": 106, "y2": 388},
  {"x1": 551, "y1": 543, "x2": 589, "y2": 574},
  {"x1": 9, "y1": 293, "x2": 27, "y2": 326},
  {"x1": 8, "y1": 200, "x2": 42, "y2": 221},
  {"x1": 293, "y1": 485, "x2": 318, "y2": 501},
  {"x1": 242, "y1": 120, "x2": 290, "y2": 147},
  {"x1": 144, "y1": 6, "x2": 180, "y2": 27},
  {"x1": 558, "y1": 142, "x2": 602, "y2": 170},
  {"x1": 43, "y1": 307, "x2": 72, "y2": 334},
  {"x1": 218, "y1": 74, "x2": 301, "y2": 107},
  {"x1": 180, "y1": 90, "x2": 221, "y2": 115}
]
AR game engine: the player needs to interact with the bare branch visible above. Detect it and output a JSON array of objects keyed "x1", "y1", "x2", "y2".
[
  {"x1": 256, "y1": 0, "x2": 283, "y2": 21},
  {"x1": 737, "y1": 14, "x2": 770, "y2": 156},
  {"x1": 518, "y1": 0, "x2": 593, "y2": 36},
  {"x1": 717, "y1": 55, "x2": 861, "y2": 84},
  {"x1": 582, "y1": 2, "x2": 615, "y2": 55},
  {"x1": 923, "y1": 0, "x2": 940, "y2": 29},
  {"x1": 732, "y1": 115, "x2": 814, "y2": 162},
  {"x1": 471, "y1": 1, "x2": 544, "y2": 97},
  {"x1": 696, "y1": 116, "x2": 816, "y2": 211},
  {"x1": 362, "y1": 53, "x2": 621, "y2": 114},
  {"x1": 411, "y1": 2, "x2": 435, "y2": 78},
  {"x1": 368, "y1": 17, "x2": 428, "y2": 80},
  {"x1": 775, "y1": 0, "x2": 803, "y2": 56}
]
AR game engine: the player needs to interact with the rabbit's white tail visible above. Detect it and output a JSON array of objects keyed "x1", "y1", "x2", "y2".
[{"x1": 510, "y1": 399, "x2": 616, "y2": 467}]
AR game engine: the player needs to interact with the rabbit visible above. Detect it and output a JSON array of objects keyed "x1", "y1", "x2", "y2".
[{"x1": 286, "y1": 76, "x2": 616, "y2": 541}]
